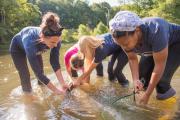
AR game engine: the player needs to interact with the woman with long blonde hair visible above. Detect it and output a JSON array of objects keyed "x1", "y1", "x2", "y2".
[{"x1": 74, "y1": 33, "x2": 129, "y2": 86}]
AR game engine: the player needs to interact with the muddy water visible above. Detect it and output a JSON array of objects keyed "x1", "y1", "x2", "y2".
[{"x1": 0, "y1": 43, "x2": 180, "y2": 120}]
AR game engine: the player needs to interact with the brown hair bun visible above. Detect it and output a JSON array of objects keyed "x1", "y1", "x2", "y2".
[{"x1": 40, "y1": 12, "x2": 63, "y2": 36}]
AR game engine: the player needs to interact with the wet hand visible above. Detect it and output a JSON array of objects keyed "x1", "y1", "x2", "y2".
[
  {"x1": 62, "y1": 84, "x2": 70, "y2": 91},
  {"x1": 72, "y1": 79, "x2": 81, "y2": 87},
  {"x1": 66, "y1": 82, "x2": 75, "y2": 92},
  {"x1": 139, "y1": 93, "x2": 150, "y2": 105},
  {"x1": 134, "y1": 80, "x2": 144, "y2": 91},
  {"x1": 54, "y1": 88, "x2": 66, "y2": 95}
]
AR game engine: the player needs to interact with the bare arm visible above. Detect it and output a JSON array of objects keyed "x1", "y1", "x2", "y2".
[
  {"x1": 77, "y1": 59, "x2": 98, "y2": 83},
  {"x1": 65, "y1": 65, "x2": 73, "y2": 78},
  {"x1": 55, "y1": 69, "x2": 67, "y2": 87},
  {"x1": 46, "y1": 82, "x2": 64, "y2": 94},
  {"x1": 126, "y1": 51, "x2": 144, "y2": 90},
  {"x1": 145, "y1": 47, "x2": 168, "y2": 96},
  {"x1": 127, "y1": 52, "x2": 139, "y2": 82}
]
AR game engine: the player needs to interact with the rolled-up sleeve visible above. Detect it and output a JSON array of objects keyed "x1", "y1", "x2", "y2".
[{"x1": 50, "y1": 42, "x2": 61, "y2": 72}]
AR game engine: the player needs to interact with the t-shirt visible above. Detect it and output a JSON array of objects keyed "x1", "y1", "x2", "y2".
[
  {"x1": 133, "y1": 17, "x2": 180, "y2": 56},
  {"x1": 94, "y1": 33, "x2": 122, "y2": 63},
  {"x1": 9, "y1": 26, "x2": 61, "y2": 85},
  {"x1": 64, "y1": 44, "x2": 79, "y2": 69}
]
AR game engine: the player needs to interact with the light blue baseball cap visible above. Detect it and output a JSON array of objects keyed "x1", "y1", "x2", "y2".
[{"x1": 109, "y1": 11, "x2": 143, "y2": 32}]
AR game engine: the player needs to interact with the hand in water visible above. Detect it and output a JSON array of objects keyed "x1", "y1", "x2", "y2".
[
  {"x1": 54, "y1": 88, "x2": 66, "y2": 95},
  {"x1": 65, "y1": 79, "x2": 80, "y2": 92},
  {"x1": 134, "y1": 80, "x2": 144, "y2": 92},
  {"x1": 73, "y1": 79, "x2": 81, "y2": 87},
  {"x1": 62, "y1": 84, "x2": 70, "y2": 91},
  {"x1": 23, "y1": 92, "x2": 39, "y2": 104},
  {"x1": 139, "y1": 93, "x2": 150, "y2": 105},
  {"x1": 66, "y1": 82, "x2": 74, "y2": 92}
]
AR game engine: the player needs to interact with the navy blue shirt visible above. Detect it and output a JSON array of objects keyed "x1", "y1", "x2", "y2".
[
  {"x1": 133, "y1": 17, "x2": 180, "y2": 56},
  {"x1": 94, "y1": 33, "x2": 122, "y2": 63},
  {"x1": 10, "y1": 26, "x2": 61, "y2": 85}
]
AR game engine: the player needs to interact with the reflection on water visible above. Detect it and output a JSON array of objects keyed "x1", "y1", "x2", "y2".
[{"x1": 0, "y1": 43, "x2": 180, "y2": 120}]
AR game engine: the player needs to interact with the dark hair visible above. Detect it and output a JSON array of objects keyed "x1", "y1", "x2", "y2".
[
  {"x1": 112, "y1": 30, "x2": 135, "y2": 39},
  {"x1": 70, "y1": 55, "x2": 84, "y2": 70},
  {"x1": 40, "y1": 12, "x2": 63, "y2": 37}
]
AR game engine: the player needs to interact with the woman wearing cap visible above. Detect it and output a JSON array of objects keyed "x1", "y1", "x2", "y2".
[
  {"x1": 64, "y1": 43, "x2": 104, "y2": 79},
  {"x1": 9, "y1": 12, "x2": 69, "y2": 95},
  {"x1": 73, "y1": 33, "x2": 129, "y2": 86},
  {"x1": 109, "y1": 11, "x2": 180, "y2": 104}
]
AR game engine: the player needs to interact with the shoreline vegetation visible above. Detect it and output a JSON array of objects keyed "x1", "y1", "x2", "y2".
[{"x1": 0, "y1": 0, "x2": 179, "y2": 53}]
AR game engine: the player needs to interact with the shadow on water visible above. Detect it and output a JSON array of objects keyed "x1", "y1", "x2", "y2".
[{"x1": 0, "y1": 43, "x2": 180, "y2": 120}]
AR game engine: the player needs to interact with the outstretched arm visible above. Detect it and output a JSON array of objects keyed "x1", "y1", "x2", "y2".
[
  {"x1": 126, "y1": 51, "x2": 143, "y2": 91},
  {"x1": 50, "y1": 42, "x2": 69, "y2": 90},
  {"x1": 140, "y1": 47, "x2": 168, "y2": 104},
  {"x1": 74, "y1": 58, "x2": 98, "y2": 85},
  {"x1": 55, "y1": 69, "x2": 69, "y2": 89}
]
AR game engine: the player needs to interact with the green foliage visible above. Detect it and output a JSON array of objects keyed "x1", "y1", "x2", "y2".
[
  {"x1": 77, "y1": 24, "x2": 92, "y2": 37},
  {"x1": 93, "y1": 22, "x2": 109, "y2": 35},
  {"x1": 37, "y1": 0, "x2": 95, "y2": 29},
  {"x1": 61, "y1": 29, "x2": 77, "y2": 43},
  {"x1": 149, "y1": 0, "x2": 180, "y2": 24},
  {"x1": 115, "y1": 0, "x2": 157, "y2": 17},
  {"x1": 90, "y1": 2, "x2": 111, "y2": 27},
  {"x1": 115, "y1": 0, "x2": 180, "y2": 23},
  {"x1": 0, "y1": 0, "x2": 41, "y2": 43},
  {"x1": 0, "y1": 0, "x2": 180, "y2": 49},
  {"x1": 61, "y1": 23, "x2": 95, "y2": 43},
  {"x1": 61, "y1": 23, "x2": 109, "y2": 42}
]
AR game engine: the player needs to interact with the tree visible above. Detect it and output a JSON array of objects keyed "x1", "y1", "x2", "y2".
[
  {"x1": 115, "y1": 0, "x2": 157, "y2": 17},
  {"x1": 77, "y1": 24, "x2": 92, "y2": 38},
  {"x1": 149, "y1": 0, "x2": 180, "y2": 24},
  {"x1": 93, "y1": 22, "x2": 109, "y2": 35},
  {"x1": 61, "y1": 29, "x2": 76, "y2": 43},
  {"x1": 0, "y1": 0, "x2": 41, "y2": 43},
  {"x1": 90, "y1": 2, "x2": 111, "y2": 28},
  {"x1": 37, "y1": 0, "x2": 93, "y2": 29}
]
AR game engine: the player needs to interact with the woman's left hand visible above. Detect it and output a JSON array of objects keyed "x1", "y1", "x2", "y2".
[
  {"x1": 139, "y1": 93, "x2": 150, "y2": 105},
  {"x1": 134, "y1": 80, "x2": 144, "y2": 91},
  {"x1": 72, "y1": 79, "x2": 81, "y2": 87},
  {"x1": 62, "y1": 84, "x2": 70, "y2": 90}
]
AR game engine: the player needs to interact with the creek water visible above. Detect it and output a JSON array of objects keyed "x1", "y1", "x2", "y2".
[{"x1": 0, "y1": 43, "x2": 180, "y2": 120}]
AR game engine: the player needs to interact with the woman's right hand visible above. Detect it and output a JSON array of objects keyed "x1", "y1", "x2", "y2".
[
  {"x1": 72, "y1": 79, "x2": 80, "y2": 86},
  {"x1": 54, "y1": 88, "x2": 66, "y2": 95},
  {"x1": 62, "y1": 83, "x2": 70, "y2": 91},
  {"x1": 134, "y1": 80, "x2": 144, "y2": 92}
]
